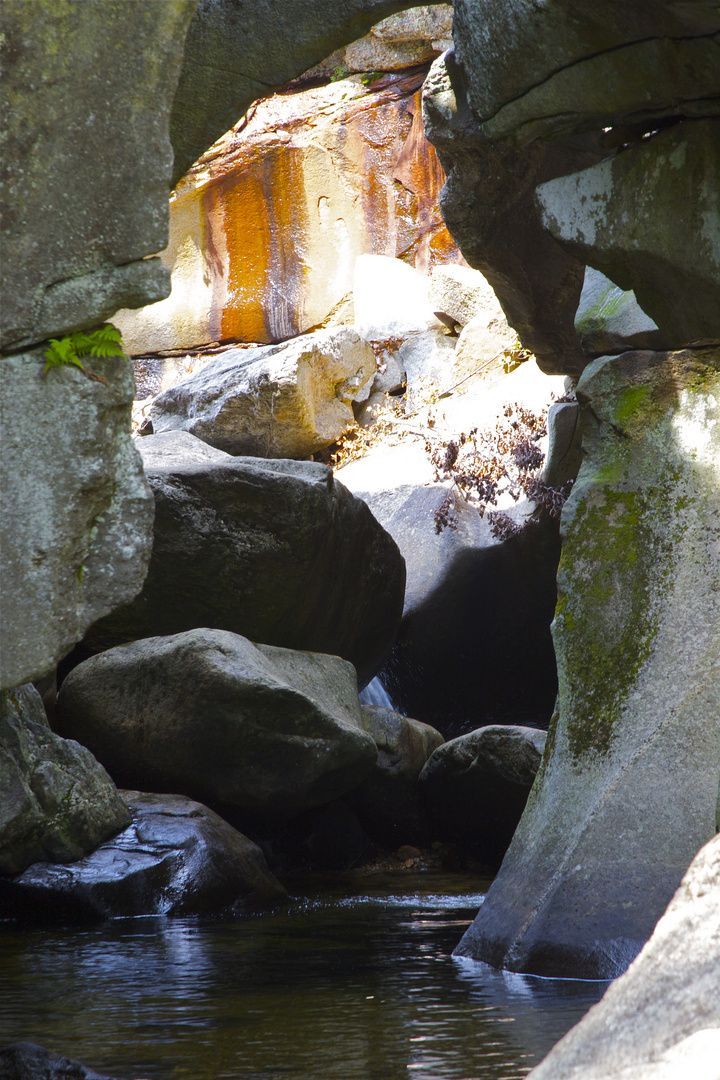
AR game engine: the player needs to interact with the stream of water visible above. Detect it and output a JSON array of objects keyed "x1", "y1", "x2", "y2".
[{"x1": 0, "y1": 872, "x2": 607, "y2": 1079}]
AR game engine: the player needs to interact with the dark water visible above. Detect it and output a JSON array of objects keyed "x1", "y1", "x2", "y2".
[{"x1": 0, "y1": 873, "x2": 607, "y2": 1080}]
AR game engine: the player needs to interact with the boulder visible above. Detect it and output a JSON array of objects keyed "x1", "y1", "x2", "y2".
[
  {"x1": 575, "y1": 268, "x2": 666, "y2": 357},
  {"x1": 419, "y1": 726, "x2": 547, "y2": 866},
  {"x1": 354, "y1": 255, "x2": 442, "y2": 343},
  {"x1": 0, "y1": 791, "x2": 286, "y2": 923},
  {"x1": 84, "y1": 433, "x2": 405, "y2": 688},
  {"x1": 338, "y1": 361, "x2": 568, "y2": 735},
  {"x1": 538, "y1": 120, "x2": 720, "y2": 347},
  {"x1": 346, "y1": 705, "x2": 445, "y2": 847},
  {"x1": 542, "y1": 402, "x2": 582, "y2": 490},
  {"x1": 148, "y1": 329, "x2": 376, "y2": 458},
  {"x1": 428, "y1": 264, "x2": 504, "y2": 329},
  {"x1": 169, "y1": 0, "x2": 453, "y2": 187},
  {"x1": 421, "y1": 52, "x2": 597, "y2": 376},
  {"x1": 0, "y1": 351, "x2": 154, "y2": 691},
  {"x1": 0, "y1": 685, "x2": 130, "y2": 877},
  {"x1": 1, "y1": 0, "x2": 195, "y2": 352},
  {"x1": 55, "y1": 629, "x2": 378, "y2": 822},
  {"x1": 528, "y1": 833, "x2": 720, "y2": 1080},
  {"x1": 0, "y1": 1042, "x2": 118, "y2": 1080},
  {"x1": 398, "y1": 329, "x2": 457, "y2": 404},
  {"x1": 451, "y1": 310, "x2": 517, "y2": 388},
  {"x1": 117, "y1": 70, "x2": 460, "y2": 355},
  {"x1": 455, "y1": 346, "x2": 720, "y2": 979}
]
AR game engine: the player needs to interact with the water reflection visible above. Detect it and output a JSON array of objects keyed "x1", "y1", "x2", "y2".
[{"x1": 0, "y1": 875, "x2": 606, "y2": 1080}]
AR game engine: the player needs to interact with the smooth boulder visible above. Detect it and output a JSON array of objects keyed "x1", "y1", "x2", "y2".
[
  {"x1": 575, "y1": 268, "x2": 665, "y2": 357},
  {"x1": 346, "y1": 705, "x2": 445, "y2": 847},
  {"x1": 0, "y1": 1043, "x2": 118, "y2": 1080},
  {"x1": 420, "y1": 726, "x2": 547, "y2": 865},
  {"x1": 455, "y1": 346, "x2": 720, "y2": 978},
  {"x1": 528, "y1": 833, "x2": 720, "y2": 1080},
  {"x1": 0, "y1": 685, "x2": 130, "y2": 877},
  {"x1": 85, "y1": 433, "x2": 405, "y2": 688},
  {"x1": 148, "y1": 329, "x2": 376, "y2": 458},
  {"x1": 56, "y1": 629, "x2": 378, "y2": 823},
  {"x1": 0, "y1": 791, "x2": 286, "y2": 923}
]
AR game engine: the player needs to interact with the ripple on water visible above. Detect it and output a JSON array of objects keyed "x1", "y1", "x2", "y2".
[{"x1": 0, "y1": 874, "x2": 607, "y2": 1079}]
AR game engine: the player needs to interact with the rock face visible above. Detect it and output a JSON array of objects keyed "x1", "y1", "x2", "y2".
[
  {"x1": 420, "y1": 726, "x2": 547, "y2": 866},
  {"x1": 0, "y1": 351, "x2": 154, "y2": 690},
  {"x1": 55, "y1": 630, "x2": 378, "y2": 822},
  {"x1": 116, "y1": 70, "x2": 460, "y2": 355},
  {"x1": 0, "y1": 685, "x2": 130, "y2": 877},
  {"x1": 528, "y1": 833, "x2": 720, "y2": 1080},
  {"x1": 539, "y1": 121, "x2": 720, "y2": 346},
  {"x1": 0, "y1": 0, "x2": 195, "y2": 353},
  {"x1": 455, "y1": 347, "x2": 720, "y2": 979},
  {"x1": 0, "y1": 791, "x2": 286, "y2": 923},
  {"x1": 574, "y1": 268, "x2": 665, "y2": 358},
  {"x1": 148, "y1": 328, "x2": 376, "y2": 457},
  {"x1": 170, "y1": 0, "x2": 453, "y2": 187},
  {"x1": 85, "y1": 433, "x2": 405, "y2": 688},
  {"x1": 346, "y1": 705, "x2": 445, "y2": 847},
  {"x1": 354, "y1": 255, "x2": 443, "y2": 342},
  {"x1": 422, "y1": 52, "x2": 597, "y2": 376},
  {"x1": 0, "y1": 1042, "x2": 118, "y2": 1080}
]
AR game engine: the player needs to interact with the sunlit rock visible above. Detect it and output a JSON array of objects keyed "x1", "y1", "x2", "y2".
[
  {"x1": 354, "y1": 255, "x2": 442, "y2": 342},
  {"x1": 116, "y1": 72, "x2": 460, "y2": 356},
  {"x1": 455, "y1": 346, "x2": 720, "y2": 978},
  {"x1": 56, "y1": 631, "x2": 378, "y2": 823},
  {"x1": 148, "y1": 328, "x2": 376, "y2": 458},
  {"x1": 574, "y1": 268, "x2": 665, "y2": 357}
]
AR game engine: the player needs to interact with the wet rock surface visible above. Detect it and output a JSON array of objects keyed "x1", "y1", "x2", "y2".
[
  {"x1": 0, "y1": 1041, "x2": 119, "y2": 1080},
  {"x1": 420, "y1": 725, "x2": 547, "y2": 866},
  {"x1": 0, "y1": 685, "x2": 130, "y2": 878},
  {"x1": 455, "y1": 347, "x2": 720, "y2": 978},
  {"x1": 56, "y1": 629, "x2": 378, "y2": 823},
  {"x1": 0, "y1": 791, "x2": 286, "y2": 924},
  {"x1": 84, "y1": 433, "x2": 405, "y2": 689}
]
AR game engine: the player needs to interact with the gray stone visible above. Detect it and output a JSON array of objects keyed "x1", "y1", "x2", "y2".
[
  {"x1": 575, "y1": 268, "x2": 666, "y2": 357},
  {"x1": 0, "y1": 0, "x2": 196, "y2": 351},
  {"x1": 542, "y1": 402, "x2": 582, "y2": 490},
  {"x1": 344, "y1": 36, "x2": 436, "y2": 73},
  {"x1": 455, "y1": 347, "x2": 720, "y2": 979},
  {"x1": 450, "y1": 0, "x2": 719, "y2": 128},
  {"x1": 399, "y1": 329, "x2": 457, "y2": 404},
  {"x1": 0, "y1": 791, "x2": 286, "y2": 922},
  {"x1": 528, "y1": 833, "x2": 720, "y2": 1080},
  {"x1": 170, "y1": 0, "x2": 450, "y2": 185},
  {"x1": 538, "y1": 121, "x2": 720, "y2": 346},
  {"x1": 55, "y1": 630, "x2": 378, "y2": 822},
  {"x1": 0, "y1": 1042, "x2": 118, "y2": 1080},
  {"x1": 346, "y1": 705, "x2": 445, "y2": 847},
  {"x1": 149, "y1": 328, "x2": 376, "y2": 458},
  {"x1": 0, "y1": 350, "x2": 154, "y2": 690},
  {"x1": 422, "y1": 52, "x2": 596, "y2": 376},
  {"x1": 0, "y1": 684, "x2": 130, "y2": 877},
  {"x1": 371, "y1": 6, "x2": 453, "y2": 43},
  {"x1": 85, "y1": 433, "x2": 405, "y2": 689},
  {"x1": 428, "y1": 264, "x2": 505, "y2": 329},
  {"x1": 419, "y1": 726, "x2": 547, "y2": 865}
]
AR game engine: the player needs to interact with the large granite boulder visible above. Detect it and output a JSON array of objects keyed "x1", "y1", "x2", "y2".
[
  {"x1": 574, "y1": 268, "x2": 666, "y2": 358},
  {"x1": 1, "y1": 0, "x2": 196, "y2": 353},
  {"x1": 169, "y1": 0, "x2": 450, "y2": 186},
  {"x1": 346, "y1": 705, "x2": 445, "y2": 847},
  {"x1": 116, "y1": 72, "x2": 460, "y2": 356},
  {"x1": 455, "y1": 346, "x2": 720, "y2": 979},
  {"x1": 0, "y1": 791, "x2": 286, "y2": 923},
  {"x1": 85, "y1": 433, "x2": 405, "y2": 688},
  {"x1": 528, "y1": 833, "x2": 720, "y2": 1080},
  {"x1": 148, "y1": 329, "x2": 376, "y2": 458},
  {"x1": 419, "y1": 725, "x2": 547, "y2": 866},
  {"x1": 538, "y1": 120, "x2": 720, "y2": 347},
  {"x1": 0, "y1": 685, "x2": 130, "y2": 877},
  {"x1": 55, "y1": 629, "x2": 378, "y2": 823},
  {"x1": 421, "y1": 52, "x2": 597, "y2": 376},
  {"x1": 0, "y1": 351, "x2": 154, "y2": 691}
]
